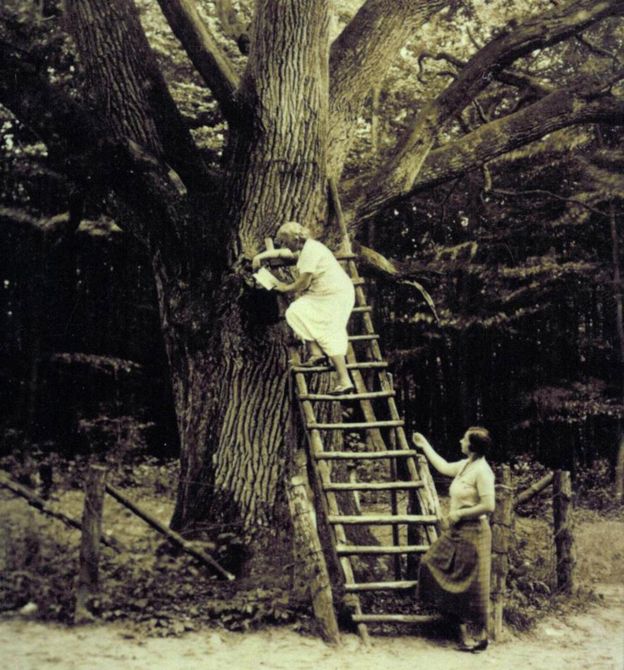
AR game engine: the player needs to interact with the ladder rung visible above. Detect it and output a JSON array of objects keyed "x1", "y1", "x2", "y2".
[
  {"x1": 314, "y1": 449, "x2": 414, "y2": 460},
  {"x1": 324, "y1": 480, "x2": 424, "y2": 491},
  {"x1": 336, "y1": 253, "x2": 357, "y2": 261},
  {"x1": 336, "y1": 544, "x2": 429, "y2": 555},
  {"x1": 351, "y1": 306, "x2": 372, "y2": 314},
  {"x1": 308, "y1": 420, "x2": 404, "y2": 431},
  {"x1": 348, "y1": 361, "x2": 386, "y2": 369},
  {"x1": 328, "y1": 514, "x2": 438, "y2": 525},
  {"x1": 352, "y1": 613, "x2": 442, "y2": 624},
  {"x1": 352, "y1": 278, "x2": 365, "y2": 286},
  {"x1": 298, "y1": 390, "x2": 395, "y2": 401},
  {"x1": 292, "y1": 361, "x2": 387, "y2": 373},
  {"x1": 348, "y1": 334, "x2": 379, "y2": 342},
  {"x1": 345, "y1": 580, "x2": 418, "y2": 592}
]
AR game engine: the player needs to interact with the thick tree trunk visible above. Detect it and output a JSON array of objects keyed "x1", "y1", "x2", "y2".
[
  {"x1": 224, "y1": 0, "x2": 329, "y2": 256},
  {"x1": 163, "y1": 1, "x2": 332, "y2": 562},
  {"x1": 65, "y1": 0, "x2": 334, "y2": 564},
  {"x1": 166, "y1": 306, "x2": 293, "y2": 535}
]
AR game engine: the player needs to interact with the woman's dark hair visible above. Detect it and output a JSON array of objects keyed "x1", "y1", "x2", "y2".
[{"x1": 466, "y1": 426, "x2": 493, "y2": 457}]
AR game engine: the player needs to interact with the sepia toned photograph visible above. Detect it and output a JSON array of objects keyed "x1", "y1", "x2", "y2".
[{"x1": 1, "y1": 1, "x2": 623, "y2": 668}]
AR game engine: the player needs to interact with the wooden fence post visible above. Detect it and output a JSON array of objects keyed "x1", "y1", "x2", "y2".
[
  {"x1": 615, "y1": 436, "x2": 624, "y2": 504},
  {"x1": 553, "y1": 470, "x2": 576, "y2": 593},
  {"x1": 75, "y1": 464, "x2": 107, "y2": 624},
  {"x1": 489, "y1": 464, "x2": 513, "y2": 640}
]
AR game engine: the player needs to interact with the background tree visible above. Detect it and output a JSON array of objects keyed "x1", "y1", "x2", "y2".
[{"x1": 1, "y1": 0, "x2": 623, "y2": 574}]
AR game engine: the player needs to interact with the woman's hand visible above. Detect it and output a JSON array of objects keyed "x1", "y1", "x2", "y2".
[
  {"x1": 252, "y1": 254, "x2": 264, "y2": 270},
  {"x1": 274, "y1": 281, "x2": 290, "y2": 293},
  {"x1": 412, "y1": 432, "x2": 430, "y2": 450},
  {"x1": 448, "y1": 510, "x2": 462, "y2": 526}
]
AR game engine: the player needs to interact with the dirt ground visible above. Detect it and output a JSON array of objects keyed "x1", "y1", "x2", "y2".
[{"x1": 3, "y1": 583, "x2": 622, "y2": 670}]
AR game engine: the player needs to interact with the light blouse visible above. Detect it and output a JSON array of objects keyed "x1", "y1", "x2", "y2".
[{"x1": 449, "y1": 457, "x2": 495, "y2": 516}]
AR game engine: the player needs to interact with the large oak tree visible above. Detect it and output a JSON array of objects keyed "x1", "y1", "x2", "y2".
[{"x1": 2, "y1": 0, "x2": 623, "y2": 571}]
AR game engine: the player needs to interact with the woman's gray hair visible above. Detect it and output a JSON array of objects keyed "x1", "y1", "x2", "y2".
[{"x1": 276, "y1": 221, "x2": 311, "y2": 243}]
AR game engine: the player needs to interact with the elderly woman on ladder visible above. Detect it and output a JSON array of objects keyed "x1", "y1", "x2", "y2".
[{"x1": 252, "y1": 222, "x2": 355, "y2": 395}]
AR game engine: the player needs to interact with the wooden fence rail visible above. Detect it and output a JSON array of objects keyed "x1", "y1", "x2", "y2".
[
  {"x1": 104, "y1": 482, "x2": 235, "y2": 581},
  {"x1": 513, "y1": 472, "x2": 554, "y2": 509},
  {"x1": 0, "y1": 469, "x2": 122, "y2": 552}
]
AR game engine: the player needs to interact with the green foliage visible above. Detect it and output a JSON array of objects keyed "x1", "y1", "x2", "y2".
[
  {"x1": 511, "y1": 453, "x2": 552, "y2": 518},
  {"x1": 0, "y1": 500, "x2": 79, "y2": 620},
  {"x1": 575, "y1": 458, "x2": 623, "y2": 514},
  {"x1": 0, "y1": 458, "x2": 311, "y2": 634}
]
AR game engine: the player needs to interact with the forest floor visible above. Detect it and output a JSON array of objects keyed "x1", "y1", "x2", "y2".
[
  {"x1": 2, "y1": 582, "x2": 623, "y2": 670},
  {"x1": 1, "y1": 459, "x2": 623, "y2": 669}
]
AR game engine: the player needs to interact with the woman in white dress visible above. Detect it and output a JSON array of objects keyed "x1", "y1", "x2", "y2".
[{"x1": 252, "y1": 222, "x2": 355, "y2": 395}]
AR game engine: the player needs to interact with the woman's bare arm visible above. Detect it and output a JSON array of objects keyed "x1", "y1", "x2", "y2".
[
  {"x1": 412, "y1": 432, "x2": 463, "y2": 477},
  {"x1": 252, "y1": 248, "x2": 296, "y2": 269},
  {"x1": 275, "y1": 272, "x2": 313, "y2": 294}
]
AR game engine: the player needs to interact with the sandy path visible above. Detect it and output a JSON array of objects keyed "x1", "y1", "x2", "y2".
[{"x1": 3, "y1": 585, "x2": 622, "y2": 670}]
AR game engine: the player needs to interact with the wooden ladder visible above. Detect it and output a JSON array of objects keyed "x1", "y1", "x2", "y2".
[{"x1": 287, "y1": 248, "x2": 443, "y2": 643}]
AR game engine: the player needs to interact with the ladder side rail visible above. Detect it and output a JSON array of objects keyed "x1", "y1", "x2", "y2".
[
  {"x1": 344, "y1": 259, "x2": 441, "y2": 547},
  {"x1": 351, "y1": 301, "x2": 442, "y2": 542},
  {"x1": 291, "y1": 362, "x2": 369, "y2": 642},
  {"x1": 388, "y1": 390, "x2": 402, "y2": 580}
]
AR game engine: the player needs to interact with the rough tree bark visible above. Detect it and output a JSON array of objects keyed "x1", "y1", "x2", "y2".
[
  {"x1": 327, "y1": 0, "x2": 449, "y2": 179},
  {"x1": 64, "y1": 0, "x2": 332, "y2": 561}
]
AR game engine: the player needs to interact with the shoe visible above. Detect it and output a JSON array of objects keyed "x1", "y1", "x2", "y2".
[
  {"x1": 299, "y1": 355, "x2": 327, "y2": 367},
  {"x1": 471, "y1": 639, "x2": 488, "y2": 653},
  {"x1": 457, "y1": 639, "x2": 488, "y2": 653},
  {"x1": 328, "y1": 384, "x2": 354, "y2": 396}
]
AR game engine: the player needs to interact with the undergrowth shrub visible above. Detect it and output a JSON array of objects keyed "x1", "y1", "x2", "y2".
[
  {"x1": 0, "y1": 502, "x2": 78, "y2": 620},
  {"x1": 575, "y1": 458, "x2": 621, "y2": 513}
]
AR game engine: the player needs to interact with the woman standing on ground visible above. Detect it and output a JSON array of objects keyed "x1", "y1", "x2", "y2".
[
  {"x1": 252, "y1": 222, "x2": 355, "y2": 395},
  {"x1": 412, "y1": 427, "x2": 495, "y2": 652}
]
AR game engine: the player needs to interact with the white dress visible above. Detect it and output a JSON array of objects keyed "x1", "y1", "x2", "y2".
[{"x1": 285, "y1": 239, "x2": 355, "y2": 357}]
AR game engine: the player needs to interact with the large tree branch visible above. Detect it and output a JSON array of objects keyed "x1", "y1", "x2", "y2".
[
  {"x1": 351, "y1": 0, "x2": 624, "y2": 221},
  {"x1": 155, "y1": 0, "x2": 241, "y2": 122},
  {"x1": 350, "y1": 73, "x2": 624, "y2": 223},
  {"x1": 0, "y1": 207, "x2": 75, "y2": 237},
  {"x1": 327, "y1": 0, "x2": 450, "y2": 178},
  {"x1": 66, "y1": 0, "x2": 212, "y2": 192},
  {"x1": 355, "y1": 244, "x2": 440, "y2": 321},
  {"x1": 0, "y1": 43, "x2": 203, "y2": 266},
  {"x1": 418, "y1": 51, "x2": 554, "y2": 98},
  {"x1": 0, "y1": 43, "x2": 107, "y2": 181}
]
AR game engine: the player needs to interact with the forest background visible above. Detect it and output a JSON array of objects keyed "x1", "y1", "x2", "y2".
[
  {"x1": 1, "y1": 0, "x2": 624, "y2": 639},
  {"x1": 2, "y1": 0, "x2": 623, "y2": 486}
]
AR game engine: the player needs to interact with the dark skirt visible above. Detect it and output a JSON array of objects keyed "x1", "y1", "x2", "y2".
[{"x1": 418, "y1": 517, "x2": 491, "y2": 626}]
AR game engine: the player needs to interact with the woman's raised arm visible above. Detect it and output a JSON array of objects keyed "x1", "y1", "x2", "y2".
[
  {"x1": 252, "y1": 247, "x2": 296, "y2": 270},
  {"x1": 412, "y1": 432, "x2": 463, "y2": 477}
]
